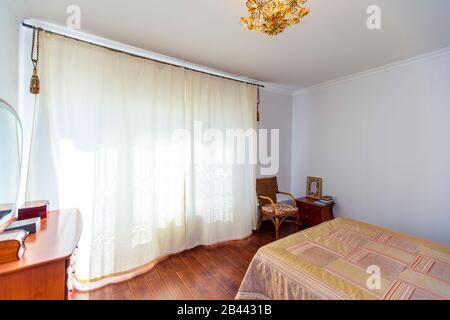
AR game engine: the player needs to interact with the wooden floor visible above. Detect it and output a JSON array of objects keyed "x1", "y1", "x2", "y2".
[{"x1": 70, "y1": 221, "x2": 299, "y2": 300}]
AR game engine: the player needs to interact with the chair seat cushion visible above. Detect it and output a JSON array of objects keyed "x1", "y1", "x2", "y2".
[{"x1": 261, "y1": 203, "x2": 298, "y2": 216}]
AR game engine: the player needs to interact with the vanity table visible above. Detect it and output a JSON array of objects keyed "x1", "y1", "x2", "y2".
[
  {"x1": 0, "y1": 99, "x2": 83, "y2": 299},
  {"x1": 0, "y1": 209, "x2": 82, "y2": 300}
]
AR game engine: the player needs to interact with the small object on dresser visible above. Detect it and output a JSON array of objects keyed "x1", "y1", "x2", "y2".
[
  {"x1": 0, "y1": 204, "x2": 13, "y2": 218},
  {"x1": 18, "y1": 200, "x2": 49, "y2": 220},
  {"x1": 0, "y1": 229, "x2": 29, "y2": 264},
  {"x1": 0, "y1": 209, "x2": 12, "y2": 218},
  {"x1": 0, "y1": 208, "x2": 12, "y2": 223},
  {"x1": 0, "y1": 204, "x2": 14, "y2": 226},
  {"x1": 5, "y1": 217, "x2": 41, "y2": 234},
  {"x1": 317, "y1": 196, "x2": 334, "y2": 205}
]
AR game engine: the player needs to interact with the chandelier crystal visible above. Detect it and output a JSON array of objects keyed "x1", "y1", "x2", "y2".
[{"x1": 240, "y1": 0, "x2": 310, "y2": 36}]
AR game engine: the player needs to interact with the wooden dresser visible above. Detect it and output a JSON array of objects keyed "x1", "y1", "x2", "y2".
[
  {"x1": 0, "y1": 209, "x2": 82, "y2": 300},
  {"x1": 296, "y1": 197, "x2": 334, "y2": 227}
]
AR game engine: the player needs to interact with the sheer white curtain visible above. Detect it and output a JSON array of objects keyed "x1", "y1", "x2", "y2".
[
  {"x1": 185, "y1": 71, "x2": 257, "y2": 248},
  {"x1": 26, "y1": 33, "x2": 257, "y2": 288}
]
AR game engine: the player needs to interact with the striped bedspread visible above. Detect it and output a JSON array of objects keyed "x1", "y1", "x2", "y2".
[{"x1": 236, "y1": 218, "x2": 450, "y2": 300}]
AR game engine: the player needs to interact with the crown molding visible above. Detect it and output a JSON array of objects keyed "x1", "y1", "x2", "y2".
[
  {"x1": 260, "y1": 82, "x2": 300, "y2": 96},
  {"x1": 293, "y1": 46, "x2": 450, "y2": 96}
]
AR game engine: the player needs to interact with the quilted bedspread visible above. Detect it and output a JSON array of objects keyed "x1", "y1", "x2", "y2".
[{"x1": 236, "y1": 218, "x2": 450, "y2": 300}]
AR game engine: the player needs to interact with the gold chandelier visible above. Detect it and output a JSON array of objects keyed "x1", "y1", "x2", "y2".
[{"x1": 241, "y1": 0, "x2": 310, "y2": 36}]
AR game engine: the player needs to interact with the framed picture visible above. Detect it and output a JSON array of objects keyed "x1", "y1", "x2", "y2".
[{"x1": 306, "y1": 177, "x2": 323, "y2": 200}]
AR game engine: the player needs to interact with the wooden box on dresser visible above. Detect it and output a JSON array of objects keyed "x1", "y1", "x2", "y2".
[
  {"x1": 296, "y1": 197, "x2": 334, "y2": 227},
  {"x1": 0, "y1": 209, "x2": 82, "y2": 300}
]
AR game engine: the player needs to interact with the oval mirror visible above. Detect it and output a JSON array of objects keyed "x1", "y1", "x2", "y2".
[{"x1": 0, "y1": 98, "x2": 23, "y2": 229}]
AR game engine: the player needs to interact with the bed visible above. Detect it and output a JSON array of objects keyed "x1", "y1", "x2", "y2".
[{"x1": 236, "y1": 218, "x2": 450, "y2": 300}]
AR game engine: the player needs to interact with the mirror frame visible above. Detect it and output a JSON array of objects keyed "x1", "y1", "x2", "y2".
[{"x1": 0, "y1": 97, "x2": 23, "y2": 230}]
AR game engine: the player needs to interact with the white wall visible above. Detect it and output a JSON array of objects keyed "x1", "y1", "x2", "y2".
[
  {"x1": 0, "y1": 0, "x2": 20, "y2": 107},
  {"x1": 292, "y1": 50, "x2": 450, "y2": 245},
  {"x1": 258, "y1": 89, "x2": 293, "y2": 193}
]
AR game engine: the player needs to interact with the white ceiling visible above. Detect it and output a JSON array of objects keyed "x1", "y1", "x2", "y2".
[{"x1": 10, "y1": 0, "x2": 450, "y2": 89}]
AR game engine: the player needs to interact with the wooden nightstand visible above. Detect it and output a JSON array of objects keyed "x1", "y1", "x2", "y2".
[{"x1": 296, "y1": 197, "x2": 334, "y2": 227}]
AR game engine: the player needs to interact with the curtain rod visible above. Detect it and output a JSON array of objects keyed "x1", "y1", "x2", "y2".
[{"x1": 21, "y1": 22, "x2": 264, "y2": 88}]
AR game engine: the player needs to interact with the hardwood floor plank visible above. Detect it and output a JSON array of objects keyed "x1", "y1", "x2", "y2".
[
  {"x1": 225, "y1": 245, "x2": 254, "y2": 264},
  {"x1": 178, "y1": 254, "x2": 233, "y2": 300},
  {"x1": 145, "y1": 269, "x2": 176, "y2": 300},
  {"x1": 110, "y1": 281, "x2": 131, "y2": 295},
  {"x1": 211, "y1": 246, "x2": 248, "y2": 273},
  {"x1": 89, "y1": 285, "x2": 113, "y2": 300},
  {"x1": 128, "y1": 275, "x2": 152, "y2": 300},
  {"x1": 157, "y1": 259, "x2": 194, "y2": 300},
  {"x1": 111, "y1": 289, "x2": 133, "y2": 300},
  {"x1": 168, "y1": 255, "x2": 188, "y2": 272},
  {"x1": 200, "y1": 247, "x2": 246, "y2": 285},
  {"x1": 191, "y1": 248, "x2": 240, "y2": 296}
]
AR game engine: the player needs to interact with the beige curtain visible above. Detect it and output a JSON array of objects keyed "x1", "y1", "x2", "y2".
[
  {"x1": 26, "y1": 32, "x2": 257, "y2": 289},
  {"x1": 185, "y1": 70, "x2": 257, "y2": 248}
]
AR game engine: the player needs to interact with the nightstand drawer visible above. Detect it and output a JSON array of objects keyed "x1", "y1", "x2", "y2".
[
  {"x1": 296, "y1": 198, "x2": 334, "y2": 227},
  {"x1": 303, "y1": 211, "x2": 322, "y2": 227},
  {"x1": 297, "y1": 204, "x2": 320, "y2": 226},
  {"x1": 297, "y1": 202, "x2": 320, "y2": 214}
]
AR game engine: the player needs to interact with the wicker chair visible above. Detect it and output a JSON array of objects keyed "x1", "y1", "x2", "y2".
[{"x1": 256, "y1": 177, "x2": 299, "y2": 240}]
